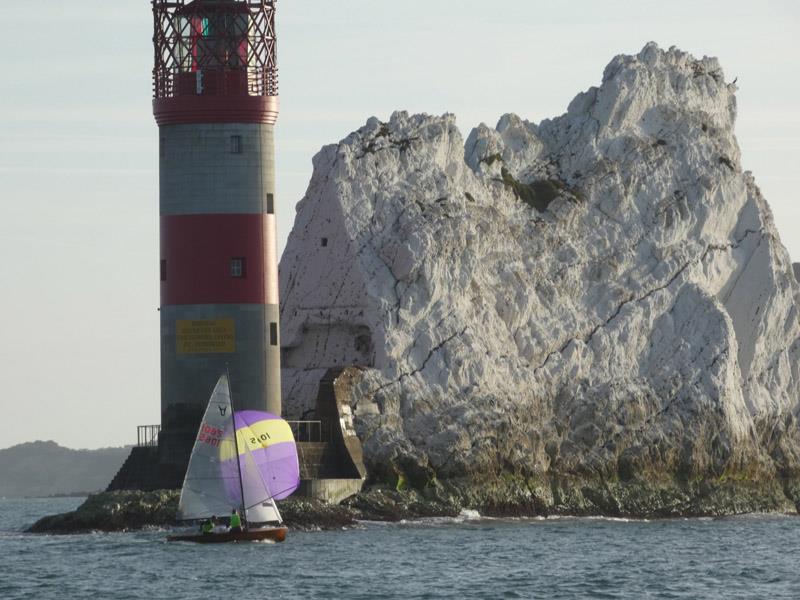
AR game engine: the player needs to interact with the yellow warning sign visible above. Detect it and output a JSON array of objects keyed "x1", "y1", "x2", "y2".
[{"x1": 176, "y1": 319, "x2": 235, "y2": 354}]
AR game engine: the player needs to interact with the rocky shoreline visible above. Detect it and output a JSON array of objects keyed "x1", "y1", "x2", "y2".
[
  {"x1": 25, "y1": 488, "x2": 463, "y2": 534},
  {"x1": 26, "y1": 474, "x2": 800, "y2": 535}
]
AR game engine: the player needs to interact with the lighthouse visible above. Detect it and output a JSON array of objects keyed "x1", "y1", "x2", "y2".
[{"x1": 152, "y1": 0, "x2": 281, "y2": 465}]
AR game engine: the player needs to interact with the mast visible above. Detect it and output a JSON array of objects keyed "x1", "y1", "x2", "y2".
[{"x1": 227, "y1": 369, "x2": 248, "y2": 529}]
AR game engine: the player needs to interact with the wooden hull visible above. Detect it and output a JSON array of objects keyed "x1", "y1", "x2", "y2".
[{"x1": 167, "y1": 527, "x2": 287, "y2": 543}]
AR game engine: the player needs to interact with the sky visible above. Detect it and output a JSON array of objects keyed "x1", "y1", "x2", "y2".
[{"x1": 0, "y1": 0, "x2": 798, "y2": 450}]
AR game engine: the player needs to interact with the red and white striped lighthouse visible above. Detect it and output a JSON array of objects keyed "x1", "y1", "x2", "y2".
[{"x1": 151, "y1": 0, "x2": 281, "y2": 464}]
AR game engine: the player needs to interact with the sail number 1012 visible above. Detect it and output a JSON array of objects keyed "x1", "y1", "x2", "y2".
[{"x1": 248, "y1": 431, "x2": 271, "y2": 446}]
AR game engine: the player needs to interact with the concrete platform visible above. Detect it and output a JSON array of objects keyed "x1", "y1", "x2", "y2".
[{"x1": 296, "y1": 478, "x2": 364, "y2": 504}]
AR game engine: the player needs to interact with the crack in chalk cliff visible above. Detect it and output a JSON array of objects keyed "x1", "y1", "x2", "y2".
[
  {"x1": 617, "y1": 343, "x2": 731, "y2": 442},
  {"x1": 700, "y1": 228, "x2": 764, "y2": 264},
  {"x1": 532, "y1": 254, "x2": 696, "y2": 375},
  {"x1": 368, "y1": 326, "x2": 469, "y2": 400},
  {"x1": 719, "y1": 231, "x2": 767, "y2": 306},
  {"x1": 544, "y1": 218, "x2": 650, "y2": 298},
  {"x1": 531, "y1": 227, "x2": 766, "y2": 377},
  {"x1": 400, "y1": 309, "x2": 458, "y2": 373},
  {"x1": 556, "y1": 342, "x2": 732, "y2": 478}
]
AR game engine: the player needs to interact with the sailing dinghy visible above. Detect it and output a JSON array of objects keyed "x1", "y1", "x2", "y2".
[{"x1": 167, "y1": 373, "x2": 300, "y2": 543}]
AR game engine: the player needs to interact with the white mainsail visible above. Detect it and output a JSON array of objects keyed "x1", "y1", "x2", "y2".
[{"x1": 176, "y1": 374, "x2": 241, "y2": 520}]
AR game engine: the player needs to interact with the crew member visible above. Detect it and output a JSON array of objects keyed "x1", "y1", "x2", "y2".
[
  {"x1": 200, "y1": 516, "x2": 214, "y2": 535},
  {"x1": 229, "y1": 509, "x2": 243, "y2": 533}
]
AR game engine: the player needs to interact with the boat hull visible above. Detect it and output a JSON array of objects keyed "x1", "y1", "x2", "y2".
[{"x1": 167, "y1": 527, "x2": 287, "y2": 543}]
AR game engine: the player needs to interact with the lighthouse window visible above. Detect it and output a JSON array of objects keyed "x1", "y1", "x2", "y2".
[
  {"x1": 266, "y1": 193, "x2": 274, "y2": 214},
  {"x1": 230, "y1": 257, "x2": 246, "y2": 278},
  {"x1": 160, "y1": 259, "x2": 167, "y2": 281},
  {"x1": 269, "y1": 322, "x2": 278, "y2": 346},
  {"x1": 321, "y1": 237, "x2": 328, "y2": 247},
  {"x1": 230, "y1": 135, "x2": 242, "y2": 154}
]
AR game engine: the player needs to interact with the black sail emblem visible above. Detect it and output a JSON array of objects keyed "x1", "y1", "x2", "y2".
[{"x1": 218, "y1": 405, "x2": 227, "y2": 416}]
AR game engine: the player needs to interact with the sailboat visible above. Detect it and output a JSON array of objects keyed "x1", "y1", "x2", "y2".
[{"x1": 167, "y1": 373, "x2": 300, "y2": 543}]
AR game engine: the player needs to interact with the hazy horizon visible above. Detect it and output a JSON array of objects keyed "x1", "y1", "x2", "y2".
[
  {"x1": 1, "y1": 0, "x2": 798, "y2": 449},
  {"x1": 0, "y1": 439, "x2": 130, "y2": 452}
]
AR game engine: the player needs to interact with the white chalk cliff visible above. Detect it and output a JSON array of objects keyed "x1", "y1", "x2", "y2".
[{"x1": 280, "y1": 44, "x2": 800, "y2": 514}]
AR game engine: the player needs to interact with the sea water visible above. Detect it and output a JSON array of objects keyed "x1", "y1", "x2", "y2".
[{"x1": 2, "y1": 497, "x2": 799, "y2": 599}]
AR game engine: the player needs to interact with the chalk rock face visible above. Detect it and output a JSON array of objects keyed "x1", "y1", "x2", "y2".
[
  {"x1": 280, "y1": 44, "x2": 800, "y2": 513},
  {"x1": 794, "y1": 263, "x2": 800, "y2": 283}
]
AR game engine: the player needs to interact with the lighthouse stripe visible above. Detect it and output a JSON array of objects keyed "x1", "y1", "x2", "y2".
[
  {"x1": 159, "y1": 123, "x2": 275, "y2": 217},
  {"x1": 153, "y1": 95, "x2": 279, "y2": 126},
  {"x1": 161, "y1": 214, "x2": 272, "y2": 305}
]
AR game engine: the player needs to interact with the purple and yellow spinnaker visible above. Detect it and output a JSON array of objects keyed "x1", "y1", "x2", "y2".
[
  {"x1": 221, "y1": 410, "x2": 300, "y2": 508},
  {"x1": 175, "y1": 374, "x2": 299, "y2": 529}
]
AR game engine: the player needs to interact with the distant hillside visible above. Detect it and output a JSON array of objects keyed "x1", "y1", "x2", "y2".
[{"x1": 0, "y1": 441, "x2": 130, "y2": 497}]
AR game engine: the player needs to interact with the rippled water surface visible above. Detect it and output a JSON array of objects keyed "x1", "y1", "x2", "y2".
[{"x1": 2, "y1": 497, "x2": 799, "y2": 599}]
